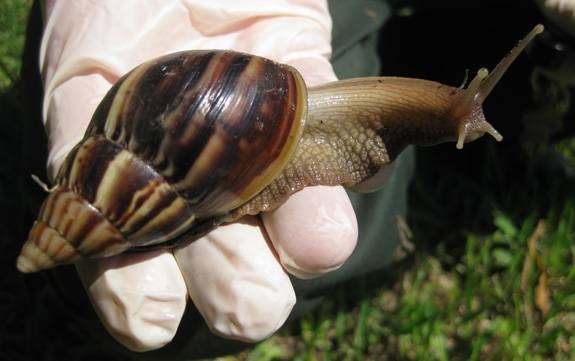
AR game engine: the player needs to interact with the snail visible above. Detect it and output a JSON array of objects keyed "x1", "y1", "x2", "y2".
[{"x1": 16, "y1": 25, "x2": 543, "y2": 273}]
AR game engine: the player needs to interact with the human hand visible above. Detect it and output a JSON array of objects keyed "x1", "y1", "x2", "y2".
[{"x1": 41, "y1": 0, "x2": 359, "y2": 352}]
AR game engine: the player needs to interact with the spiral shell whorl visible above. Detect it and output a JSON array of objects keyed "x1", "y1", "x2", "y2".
[
  {"x1": 17, "y1": 187, "x2": 129, "y2": 272},
  {"x1": 58, "y1": 136, "x2": 198, "y2": 246},
  {"x1": 88, "y1": 50, "x2": 306, "y2": 217},
  {"x1": 18, "y1": 50, "x2": 306, "y2": 272}
]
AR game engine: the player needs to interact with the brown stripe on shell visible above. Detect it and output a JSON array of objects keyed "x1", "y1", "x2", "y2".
[
  {"x1": 213, "y1": 59, "x2": 306, "y2": 211},
  {"x1": 83, "y1": 50, "x2": 306, "y2": 220},
  {"x1": 32, "y1": 186, "x2": 129, "y2": 258},
  {"x1": 28, "y1": 220, "x2": 81, "y2": 263},
  {"x1": 166, "y1": 53, "x2": 256, "y2": 193},
  {"x1": 131, "y1": 52, "x2": 217, "y2": 161},
  {"x1": 58, "y1": 135, "x2": 121, "y2": 203},
  {"x1": 173, "y1": 55, "x2": 307, "y2": 217},
  {"x1": 59, "y1": 136, "x2": 196, "y2": 247},
  {"x1": 119, "y1": 183, "x2": 187, "y2": 245},
  {"x1": 102, "y1": 60, "x2": 155, "y2": 144},
  {"x1": 87, "y1": 51, "x2": 218, "y2": 162},
  {"x1": 150, "y1": 51, "x2": 252, "y2": 182},
  {"x1": 17, "y1": 234, "x2": 64, "y2": 272},
  {"x1": 85, "y1": 78, "x2": 120, "y2": 136}
]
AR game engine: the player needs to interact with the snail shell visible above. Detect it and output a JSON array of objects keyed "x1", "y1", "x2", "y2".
[{"x1": 18, "y1": 50, "x2": 307, "y2": 272}]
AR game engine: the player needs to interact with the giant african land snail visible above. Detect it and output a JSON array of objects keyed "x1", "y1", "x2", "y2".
[{"x1": 16, "y1": 25, "x2": 544, "y2": 273}]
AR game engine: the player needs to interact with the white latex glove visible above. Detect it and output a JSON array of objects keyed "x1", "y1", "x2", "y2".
[
  {"x1": 41, "y1": 0, "x2": 359, "y2": 352},
  {"x1": 536, "y1": 0, "x2": 575, "y2": 36}
]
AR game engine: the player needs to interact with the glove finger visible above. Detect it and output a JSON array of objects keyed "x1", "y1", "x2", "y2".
[
  {"x1": 75, "y1": 250, "x2": 187, "y2": 352},
  {"x1": 262, "y1": 185, "x2": 358, "y2": 279},
  {"x1": 536, "y1": 0, "x2": 575, "y2": 36},
  {"x1": 173, "y1": 216, "x2": 295, "y2": 342}
]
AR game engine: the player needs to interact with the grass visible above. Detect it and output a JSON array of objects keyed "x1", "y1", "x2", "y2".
[
  {"x1": 217, "y1": 205, "x2": 575, "y2": 361},
  {"x1": 0, "y1": 0, "x2": 31, "y2": 91},
  {"x1": 1, "y1": 1, "x2": 574, "y2": 361}
]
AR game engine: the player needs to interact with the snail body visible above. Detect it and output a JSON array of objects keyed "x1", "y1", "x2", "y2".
[{"x1": 17, "y1": 25, "x2": 543, "y2": 273}]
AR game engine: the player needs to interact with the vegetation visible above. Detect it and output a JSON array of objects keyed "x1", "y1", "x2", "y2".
[
  {"x1": 0, "y1": 0, "x2": 31, "y2": 91},
  {"x1": 222, "y1": 206, "x2": 574, "y2": 361}
]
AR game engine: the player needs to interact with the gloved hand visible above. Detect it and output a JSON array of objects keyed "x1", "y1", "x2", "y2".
[{"x1": 41, "y1": 0, "x2": 359, "y2": 352}]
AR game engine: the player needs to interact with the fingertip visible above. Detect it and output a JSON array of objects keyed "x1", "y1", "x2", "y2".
[
  {"x1": 110, "y1": 308, "x2": 181, "y2": 352},
  {"x1": 263, "y1": 186, "x2": 358, "y2": 279},
  {"x1": 174, "y1": 220, "x2": 296, "y2": 342},
  {"x1": 285, "y1": 56, "x2": 337, "y2": 87},
  {"x1": 76, "y1": 250, "x2": 187, "y2": 352},
  {"x1": 210, "y1": 274, "x2": 296, "y2": 342}
]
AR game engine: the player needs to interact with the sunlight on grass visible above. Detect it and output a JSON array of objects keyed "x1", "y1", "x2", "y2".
[
  {"x1": 220, "y1": 203, "x2": 574, "y2": 360},
  {"x1": 0, "y1": 0, "x2": 32, "y2": 91}
]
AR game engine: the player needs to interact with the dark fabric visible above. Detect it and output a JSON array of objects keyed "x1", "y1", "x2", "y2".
[
  {"x1": 289, "y1": 0, "x2": 414, "y2": 321},
  {"x1": 16, "y1": 1, "x2": 414, "y2": 360},
  {"x1": 330, "y1": 0, "x2": 389, "y2": 78}
]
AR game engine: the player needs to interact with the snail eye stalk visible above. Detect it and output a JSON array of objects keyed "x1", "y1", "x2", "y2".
[{"x1": 451, "y1": 24, "x2": 544, "y2": 149}]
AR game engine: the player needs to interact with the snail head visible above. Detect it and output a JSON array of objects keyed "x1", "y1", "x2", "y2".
[{"x1": 448, "y1": 24, "x2": 544, "y2": 149}]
